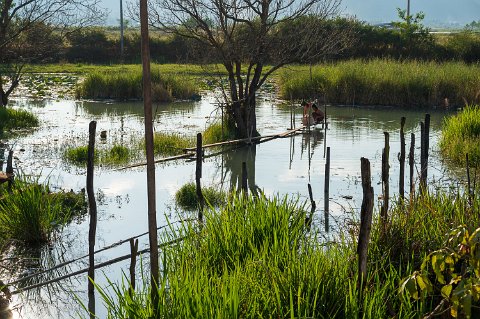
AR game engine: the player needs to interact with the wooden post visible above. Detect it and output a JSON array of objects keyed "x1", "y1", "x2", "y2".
[
  {"x1": 87, "y1": 121, "x2": 97, "y2": 319},
  {"x1": 6, "y1": 150, "x2": 13, "y2": 189},
  {"x1": 357, "y1": 158, "x2": 374, "y2": 296},
  {"x1": 196, "y1": 133, "x2": 204, "y2": 220},
  {"x1": 409, "y1": 133, "x2": 415, "y2": 197},
  {"x1": 423, "y1": 114, "x2": 430, "y2": 189},
  {"x1": 381, "y1": 132, "x2": 390, "y2": 231},
  {"x1": 140, "y1": 0, "x2": 160, "y2": 307},
  {"x1": 129, "y1": 239, "x2": 139, "y2": 300},
  {"x1": 466, "y1": 153, "x2": 472, "y2": 206},
  {"x1": 307, "y1": 183, "x2": 316, "y2": 228},
  {"x1": 420, "y1": 122, "x2": 426, "y2": 190},
  {"x1": 120, "y1": 0, "x2": 124, "y2": 61},
  {"x1": 241, "y1": 162, "x2": 248, "y2": 195},
  {"x1": 324, "y1": 147, "x2": 330, "y2": 232},
  {"x1": 399, "y1": 117, "x2": 406, "y2": 200}
]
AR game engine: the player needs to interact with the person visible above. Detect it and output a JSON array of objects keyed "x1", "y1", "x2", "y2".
[{"x1": 311, "y1": 104, "x2": 324, "y2": 124}]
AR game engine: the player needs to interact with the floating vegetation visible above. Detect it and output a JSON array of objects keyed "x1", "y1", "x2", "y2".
[
  {"x1": 175, "y1": 182, "x2": 227, "y2": 210},
  {"x1": 63, "y1": 146, "x2": 95, "y2": 165},
  {"x1": 151, "y1": 132, "x2": 193, "y2": 156},
  {"x1": 63, "y1": 144, "x2": 136, "y2": 167},
  {"x1": 440, "y1": 105, "x2": 480, "y2": 166}
]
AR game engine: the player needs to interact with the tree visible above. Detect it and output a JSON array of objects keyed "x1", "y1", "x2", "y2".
[
  {"x1": 392, "y1": 8, "x2": 434, "y2": 55},
  {"x1": 0, "y1": 0, "x2": 106, "y2": 107},
  {"x1": 147, "y1": 0, "x2": 352, "y2": 138}
]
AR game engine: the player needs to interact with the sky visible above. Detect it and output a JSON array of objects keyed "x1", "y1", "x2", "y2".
[{"x1": 99, "y1": 0, "x2": 480, "y2": 27}]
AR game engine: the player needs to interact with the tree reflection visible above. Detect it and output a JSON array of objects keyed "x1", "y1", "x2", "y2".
[{"x1": 222, "y1": 144, "x2": 261, "y2": 196}]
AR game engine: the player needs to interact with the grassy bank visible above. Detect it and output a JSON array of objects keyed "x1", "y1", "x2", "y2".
[
  {"x1": 440, "y1": 105, "x2": 480, "y2": 166},
  {"x1": 279, "y1": 60, "x2": 480, "y2": 108},
  {"x1": 0, "y1": 174, "x2": 86, "y2": 245},
  {"x1": 90, "y1": 184, "x2": 480, "y2": 318}
]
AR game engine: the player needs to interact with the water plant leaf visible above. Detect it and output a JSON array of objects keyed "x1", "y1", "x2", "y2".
[{"x1": 441, "y1": 284, "x2": 453, "y2": 298}]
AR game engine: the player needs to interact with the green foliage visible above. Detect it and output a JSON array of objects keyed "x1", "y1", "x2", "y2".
[
  {"x1": 76, "y1": 69, "x2": 199, "y2": 101},
  {"x1": 400, "y1": 225, "x2": 480, "y2": 318},
  {"x1": 440, "y1": 105, "x2": 480, "y2": 166},
  {"x1": 445, "y1": 31, "x2": 480, "y2": 63},
  {"x1": 104, "y1": 145, "x2": 130, "y2": 164},
  {"x1": 64, "y1": 144, "x2": 136, "y2": 166},
  {"x1": 64, "y1": 146, "x2": 95, "y2": 165},
  {"x1": 203, "y1": 121, "x2": 236, "y2": 144},
  {"x1": 0, "y1": 174, "x2": 86, "y2": 244},
  {"x1": 175, "y1": 182, "x2": 226, "y2": 210},
  {"x1": 392, "y1": 8, "x2": 434, "y2": 52},
  {"x1": 280, "y1": 60, "x2": 480, "y2": 107},
  {"x1": 151, "y1": 132, "x2": 193, "y2": 156},
  {"x1": 0, "y1": 107, "x2": 38, "y2": 134}
]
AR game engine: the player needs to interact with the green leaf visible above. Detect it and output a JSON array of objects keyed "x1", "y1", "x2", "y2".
[
  {"x1": 441, "y1": 285, "x2": 453, "y2": 298},
  {"x1": 400, "y1": 274, "x2": 419, "y2": 300}
]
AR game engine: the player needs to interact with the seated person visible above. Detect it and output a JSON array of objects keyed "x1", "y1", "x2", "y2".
[{"x1": 311, "y1": 104, "x2": 324, "y2": 124}]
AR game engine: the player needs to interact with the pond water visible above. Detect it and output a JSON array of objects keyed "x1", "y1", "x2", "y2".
[{"x1": 1, "y1": 91, "x2": 458, "y2": 318}]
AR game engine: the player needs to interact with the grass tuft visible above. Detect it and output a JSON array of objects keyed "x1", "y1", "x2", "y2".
[
  {"x1": 175, "y1": 182, "x2": 226, "y2": 210},
  {"x1": 151, "y1": 132, "x2": 193, "y2": 156},
  {"x1": 0, "y1": 107, "x2": 38, "y2": 134}
]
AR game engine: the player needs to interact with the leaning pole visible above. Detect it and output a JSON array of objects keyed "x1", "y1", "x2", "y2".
[{"x1": 140, "y1": 0, "x2": 160, "y2": 307}]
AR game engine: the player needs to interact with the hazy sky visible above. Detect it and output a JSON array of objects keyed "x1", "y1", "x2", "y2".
[{"x1": 99, "y1": 0, "x2": 480, "y2": 26}]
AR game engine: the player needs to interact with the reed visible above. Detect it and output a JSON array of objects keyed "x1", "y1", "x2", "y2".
[
  {"x1": 279, "y1": 59, "x2": 480, "y2": 108},
  {"x1": 175, "y1": 182, "x2": 226, "y2": 210},
  {"x1": 0, "y1": 107, "x2": 38, "y2": 134},
  {"x1": 440, "y1": 105, "x2": 480, "y2": 166},
  {"x1": 0, "y1": 174, "x2": 86, "y2": 244},
  {"x1": 76, "y1": 68, "x2": 199, "y2": 102}
]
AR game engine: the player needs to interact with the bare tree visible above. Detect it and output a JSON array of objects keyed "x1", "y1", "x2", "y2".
[
  {"x1": 0, "y1": 0, "x2": 106, "y2": 107},
  {"x1": 147, "y1": 0, "x2": 352, "y2": 138}
]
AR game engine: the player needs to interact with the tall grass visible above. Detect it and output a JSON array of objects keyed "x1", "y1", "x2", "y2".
[
  {"x1": 151, "y1": 132, "x2": 193, "y2": 156},
  {"x1": 76, "y1": 68, "x2": 199, "y2": 102},
  {"x1": 0, "y1": 107, "x2": 38, "y2": 134},
  {"x1": 440, "y1": 105, "x2": 480, "y2": 166},
  {"x1": 0, "y1": 174, "x2": 86, "y2": 244},
  {"x1": 203, "y1": 121, "x2": 237, "y2": 144},
  {"x1": 89, "y1": 184, "x2": 480, "y2": 318},
  {"x1": 175, "y1": 182, "x2": 226, "y2": 210},
  {"x1": 279, "y1": 60, "x2": 480, "y2": 107}
]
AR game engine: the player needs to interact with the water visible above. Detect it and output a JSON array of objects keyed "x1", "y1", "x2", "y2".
[{"x1": 1, "y1": 93, "x2": 457, "y2": 318}]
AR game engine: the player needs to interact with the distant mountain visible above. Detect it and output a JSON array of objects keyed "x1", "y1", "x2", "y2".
[{"x1": 99, "y1": 0, "x2": 480, "y2": 27}]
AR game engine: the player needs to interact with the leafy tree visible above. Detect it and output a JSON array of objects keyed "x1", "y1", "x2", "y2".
[
  {"x1": 392, "y1": 8, "x2": 434, "y2": 56},
  {"x1": 0, "y1": 0, "x2": 106, "y2": 107},
  {"x1": 145, "y1": 0, "x2": 352, "y2": 138}
]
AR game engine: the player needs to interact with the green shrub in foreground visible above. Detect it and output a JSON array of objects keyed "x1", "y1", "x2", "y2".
[
  {"x1": 440, "y1": 105, "x2": 480, "y2": 166},
  {"x1": 0, "y1": 107, "x2": 38, "y2": 134},
  {"x1": 0, "y1": 174, "x2": 86, "y2": 244},
  {"x1": 175, "y1": 182, "x2": 226, "y2": 210}
]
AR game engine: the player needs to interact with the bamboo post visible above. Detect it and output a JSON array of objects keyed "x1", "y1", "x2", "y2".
[
  {"x1": 381, "y1": 132, "x2": 390, "y2": 231},
  {"x1": 129, "y1": 239, "x2": 138, "y2": 300},
  {"x1": 399, "y1": 117, "x2": 406, "y2": 200},
  {"x1": 140, "y1": 0, "x2": 159, "y2": 307},
  {"x1": 409, "y1": 133, "x2": 415, "y2": 197},
  {"x1": 357, "y1": 158, "x2": 374, "y2": 296},
  {"x1": 196, "y1": 133, "x2": 204, "y2": 220},
  {"x1": 87, "y1": 121, "x2": 97, "y2": 319},
  {"x1": 324, "y1": 147, "x2": 330, "y2": 232},
  {"x1": 241, "y1": 162, "x2": 248, "y2": 195},
  {"x1": 420, "y1": 122, "x2": 426, "y2": 190}
]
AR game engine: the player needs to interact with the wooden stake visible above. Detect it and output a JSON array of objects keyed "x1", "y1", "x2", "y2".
[
  {"x1": 129, "y1": 239, "x2": 139, "y2": 300},
  {"x1": 241, "y1": 162, "x2": 248, "y2": 195},
  {"x1": 420, "y1": 122, "x2": 426, "y2": 190},
  {"x1": 358, "y1": 158, "x2": 374, "y2": 297},
  {"x1": 6, "y1": 150, "x2": 13, "y2": 189},
  {"x1": 409, "y1": 133, "x2": 415, "y2": 197},
  {"x1": 423, "y1": 114, "x2": 430, "y2": 190},
  {"x1": 87, "y1": 121, "x2": 97, "y2": 319},
  {"x1": 140, "y1": 0, "x2": 159, "y2": 307},
  {"x1": 307, "y1": 183, "x2": 316, "y2": 228},
  {"x1": 324, "y1": 147, "x2": 330, "y2": 232},
  {"x1": 381, "y1": 132, "x2": 390, "y2": 231},
  {"x1": 196, "y1": 133, "x2": 204, "y2": 220},
  {"x1": 467, "y1": 153, "x2": 472, "y2": 206},
  {"x1": 399, "y1": 117, "x2": 406, "y2": 200}
]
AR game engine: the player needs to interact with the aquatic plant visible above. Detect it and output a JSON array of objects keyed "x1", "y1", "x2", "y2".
[
  {"x1": 440, "y1": 105, "x2": 480, "y2": 166},
  {"x1": 279, "y1": 60, "x2": 480, "y2": 108},
  {"x1": 174, "y1": 182, "x2": 226, "y2": 210},
  {"x1": 0, "y1": 107, "x2": 38, "y2": 134},
  {"x1": 203, "y1": 121, "x2": 236, "y2": 144},
  {"x1": 0, "y1": 174, "x2": 86, "y2": 244},
  {"x1": 64, "y1": 146, "x2": 95, "y2": 165},
  {"x1": 102, "y1": 145, "x2": 131, "y2": 165},
  {"x1": 150, "y1": 132, "x2": 193, "y2": 156}
]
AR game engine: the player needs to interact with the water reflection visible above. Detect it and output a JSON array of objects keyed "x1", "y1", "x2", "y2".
[{"x1": 222, "y1": 144, "x2": 260, "y2": 196}]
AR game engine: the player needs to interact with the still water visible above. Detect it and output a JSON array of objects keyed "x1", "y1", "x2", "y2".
[{"x1": 2, "y1": 92, "x2": 456, "y2": 318}]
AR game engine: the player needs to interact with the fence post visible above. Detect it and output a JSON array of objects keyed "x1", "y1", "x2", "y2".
[
  {"x1": 466, "y1": 153, "x2": 472, "y2": 206},
  {"x1": 87, "y1": 121, "x2": 97, "y2": 319},
  {"x1": 420, "y1": 122, "x2": 426, "y2": 190},
  {"x1": 307, "y1": 183, "x2": 316, "y2": 227},
  {"x1": 129, "y1": 239, "x2": 139, "y2": 300},
  {"x1": 358, "y1": 158, "x2": 374, "y2": 302},
  {"x1": 381, "y1": 132, "x2": 390, "y2": 232},
  {"x1": 196, "y1": 133, "x2": 204, "y2": 220},
  {"x1": 241, "y1": 162, "x2": 248, "y2": 195},
  {"x1": 409, "y1": 133, "x2": 415, "y2": 198},
  {"x1": 399, "y1": 117, "x2": 406, "y2": 200},
  {"x1": 324, "y1": 147, "x2": 330, "y2": 232},
  {"x1": 6, "y1": 150, "x2": 13, "y2": 189}
]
